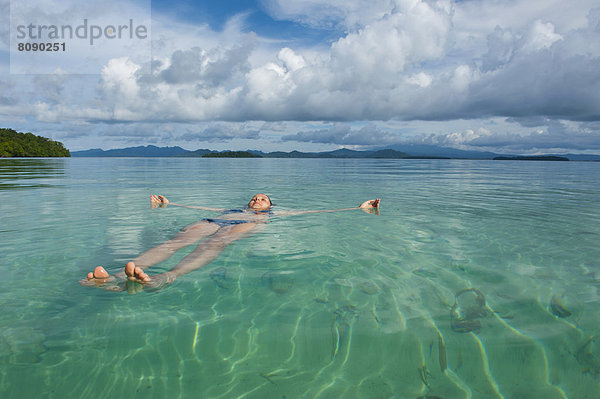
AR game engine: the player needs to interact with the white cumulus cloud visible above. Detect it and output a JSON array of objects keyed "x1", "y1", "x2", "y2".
[{"x1": 1, "y1": 0, "x2": 600, "y2": 153}]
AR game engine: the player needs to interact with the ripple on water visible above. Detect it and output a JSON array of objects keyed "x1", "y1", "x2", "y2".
[{"x1": 1, "y1": 158, "x2": 599, "y2": 398}]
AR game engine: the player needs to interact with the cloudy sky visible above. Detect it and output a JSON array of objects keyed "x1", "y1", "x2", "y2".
[{"x1": 1, "y1": 0, "x2": 599, "y2": 154}]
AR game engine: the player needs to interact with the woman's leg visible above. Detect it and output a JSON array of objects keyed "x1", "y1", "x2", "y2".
[
  {"x1": 131, "y1": 221, "x2": 221, "y2": 270},
  {"x1": 134, "y1": 222, "x2": 260, "y2": 287},
  {"x1": 83, "y1": 221, "x2": 220, "y2": 284}
]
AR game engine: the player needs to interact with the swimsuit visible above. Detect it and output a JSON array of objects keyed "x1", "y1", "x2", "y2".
[
  {"x1": 204, "y1": 218, "x2": 252, "y2": 227},
  {"x1": 203, "y1": 209, "x2": 272, "y2": 227}
]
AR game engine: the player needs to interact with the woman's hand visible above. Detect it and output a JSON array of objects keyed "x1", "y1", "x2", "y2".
[
  {"x1": 150, "y1": 194, "x2": 169, "y2": 209},
  {"x1": 359, "y1": 199, "x2": 380, "y2": 214}
]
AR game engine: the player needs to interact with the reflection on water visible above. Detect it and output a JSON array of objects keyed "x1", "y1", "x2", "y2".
[
  {"x1": 0, "y1": 158, "x2": 66, "y2": 190},
  {"x1": 0, "y1": 158, "x2": 599, "y2": 398}
]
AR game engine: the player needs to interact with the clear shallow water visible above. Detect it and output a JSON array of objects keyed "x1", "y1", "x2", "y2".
[{"x1": 1, "y1": 157, "x2": 599, "y2": 399}]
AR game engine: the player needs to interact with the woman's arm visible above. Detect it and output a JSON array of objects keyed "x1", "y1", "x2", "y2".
[
  {"x1": 276, "y1": 199, "x2": 380, "y2": 216},
  {"x1": 150, "y1": 195, "x2": 228, "y2": 213}
]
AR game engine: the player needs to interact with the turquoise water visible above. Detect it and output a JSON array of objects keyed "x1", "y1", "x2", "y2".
[{"x1": 1, "y1": 157, "x2": 599, "y2": 399}]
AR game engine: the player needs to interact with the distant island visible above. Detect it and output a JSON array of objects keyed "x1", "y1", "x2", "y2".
[
  {"x1": 71, "y1": 145, "x2": 449, "y2": 159},
  {"x1": 493, "y1": 155, "x2": 569, "y2": 161},
  {"x1": 202, "y1": 151, "x2": 261, "y2": 158},
  {"x1": 69, "y1": 145, "x2": 600, "y2": 161},
  {"x1": 0, "y1": 128, "x2": 70, "y2": 157}
]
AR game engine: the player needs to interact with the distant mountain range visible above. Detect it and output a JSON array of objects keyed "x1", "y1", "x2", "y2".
[
  {"x1": 71, "y1": 145, "x2": 189, "y2": 157},
  {"x1": 71, "y1": 144, "x2": 600, "y2": 161}
]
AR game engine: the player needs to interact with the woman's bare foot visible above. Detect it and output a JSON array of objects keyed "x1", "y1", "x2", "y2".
[
  {"x1": 80, "y1": 265, "x2": 122, "y2": 290},
  {"x1": 83, "y1": 266, "x2": 113, "y2": 285},
  {"x1": 87, "y1": 265, "x2": 109, "y2": 280},
  {"x1": 81, "y1": 262, "x2": 174, "y2": 293},
  {"x1": 124, "y1": 261, "x2": 151, "y2": 283},
  {"x1": 80, "y1": 262, "x2": 149, "y2": 290}
]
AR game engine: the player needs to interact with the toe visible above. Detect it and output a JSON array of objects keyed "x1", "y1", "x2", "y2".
[
  {"x1": 139, "y1": 272, "x2": 151, "y2": 282},
  {"x1": 94, "y1": 266, "x2": 109, "y2": 279},
  {"x1": 134, "y1": 267, "x2": 151, "y2": 282},
  {"x1": 125, "y1": 261, "x2": 136, "y2": 277}
]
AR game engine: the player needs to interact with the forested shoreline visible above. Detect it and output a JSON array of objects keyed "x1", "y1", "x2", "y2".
[{"x1": 0, "y1": 128, "x2": 70, "y2": 157}]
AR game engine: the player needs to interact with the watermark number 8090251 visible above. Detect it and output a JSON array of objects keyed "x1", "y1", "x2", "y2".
[
  {"x1": 17, "y1": 42, "x2": 66, "y2": 52},
  {"x1": 10, "y1": 0, "x2": 151, "y2": 74}
]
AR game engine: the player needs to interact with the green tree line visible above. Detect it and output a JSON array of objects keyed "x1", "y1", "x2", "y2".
[{"x1": 0, "y1": 128, "x2": 70, "y2": 157}]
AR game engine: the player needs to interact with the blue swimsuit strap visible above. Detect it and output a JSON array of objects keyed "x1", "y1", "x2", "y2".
[
  {"x1": 204, "y1": 218, "x2": 250, "y2": 227},
  {"x1": 223, "y1": 209, "x2": 245, "y2": 214},
  {"x1": 223, "y1": 208, "x2": 272, "y2": 215}
]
